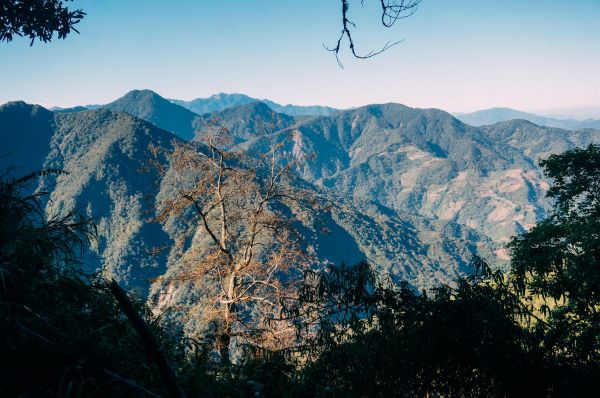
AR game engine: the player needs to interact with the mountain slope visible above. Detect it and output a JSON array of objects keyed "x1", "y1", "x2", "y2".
[
  {"x1": 7, "y1": 99, "x2": 597, "y2": 298},
  {"x1": 40, "y1": 109, "x2": 179, "y2": 291},
  {"x1": 171, "y1": 93, "x2": 257, "y2": 115},
  {"x1": 261, "y1": 99, "x2": 338, "y2": 117},
  {"x1": 1, "y1": 102, "x2": 497, "y2": 296},
  {"x1": 237, "y1": 104, "x2": 551, "y2": 248},
  {"x1": 105, "y1": 89, "x2": 199, "y2": 140},
  {"x1": 193, "y1": 101, "x2": 295, "y2": 143}
]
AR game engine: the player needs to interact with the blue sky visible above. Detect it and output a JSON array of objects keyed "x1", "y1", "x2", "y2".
[{"x1": 1, "y1": 0, "x2": 599, "y2": 116}]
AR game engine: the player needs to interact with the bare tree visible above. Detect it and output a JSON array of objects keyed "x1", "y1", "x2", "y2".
[
  {"x1": 150, "y1": 130, "x2": 316, "y2": 363},
  {"x1": 329, "y1": 0, "x2": 421, "y2": 66}
]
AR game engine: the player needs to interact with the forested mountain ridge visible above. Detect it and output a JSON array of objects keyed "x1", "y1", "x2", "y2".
[
  {"x1": 224, "y1": 102, "x2": 600, "y2": 249},
  {"x1": 192, "y1": 101, "x2": 295, "y2": 144},
  {"x1": 42, "y1": 108, "x2": 178, "y2": 291},
  {"x1": 51, "y1": 90, "x2": 338, "y2": 122},
  {"x1": 0, "y1": 101, "x2": 490, "y2": 296},
  {"x1": 481, "y1": 119, "x2": 600, "y2": 162},
  {"x1": 3, "y1": 94, "x2": 600, "y2": 293}
]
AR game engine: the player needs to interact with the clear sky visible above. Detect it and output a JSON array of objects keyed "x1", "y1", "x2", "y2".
[{"x1": 1, "y1": 0, "x2": 599, "y2": 116}]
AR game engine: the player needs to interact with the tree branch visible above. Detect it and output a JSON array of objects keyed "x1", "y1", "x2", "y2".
[
  {"x1": 327, "y1": 0, "x2": 420, "y2": 67},
  {"x1": 107, "y1": 279, "x2": 186, "y2": 398}
]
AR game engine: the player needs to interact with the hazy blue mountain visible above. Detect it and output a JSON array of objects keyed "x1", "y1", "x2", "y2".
[
  {"x1": 481, "y1": 119, "x2": 600, "y2": 163},
  {"x1": 261, "y1": 99, "x2": 338, "y2": 117},
  {"x1": 171, "y1": 92, "x2": 338, "y2": 117},
  {"x1": 171, "y1": 93, "x2": 257, "y2": 114},
  {"x1": 105, "y1": 89, "x2": 199, "y2": 140},
  {"x1": 456, "y1": 107, "x2": 600, "y2": 129}
]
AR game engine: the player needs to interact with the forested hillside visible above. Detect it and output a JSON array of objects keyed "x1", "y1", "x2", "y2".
[
  {"x1": 2, "y1": 143, "x2": 598, "y2": 396},
  {"x1": 1, "y1": 99, "x2": 495, "y2": 296}
]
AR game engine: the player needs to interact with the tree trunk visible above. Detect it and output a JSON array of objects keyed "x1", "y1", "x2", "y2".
[{"x1": 107, "y1": 279, "x2": 186, "y2": 398}]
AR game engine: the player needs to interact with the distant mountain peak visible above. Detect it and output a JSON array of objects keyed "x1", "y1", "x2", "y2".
[
  {"x1": 117, "y1": 89, "x2": 173, "y2": 105},
  {"x1": 104, "y1": 89, "x2": 198, "y2": 140},
  {"x1": 489, "y1": 118, "x2": 542, "y2": 128}
]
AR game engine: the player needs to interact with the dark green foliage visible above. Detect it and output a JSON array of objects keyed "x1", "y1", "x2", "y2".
[
  {"x1": 0, "y1": 0, "x2": 85, "y2": 45},
  {"x1": 282, "y1": 262, "x2": 536, "y2": 397},
  {"x1": 0, "y1": 173, "x2": 185, "y2": 397},
  {"x1": 510, "y1": 144, "x2": 600, "y2": 366},
  {"x1": 252, "y1": 258, "x2": 597, "y2": 397},
  {"x1": 1, "y1": 147, "x2": 599, "y2": 397}
]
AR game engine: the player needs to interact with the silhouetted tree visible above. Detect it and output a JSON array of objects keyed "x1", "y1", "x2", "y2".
[
  {"x1": 509, "y1": 144, "x2": 600, "y2": 368},
  {"x1": 274, "y1": 261, "x2": 549, "y2": 397},
  {"x1": 0, "y1": 171, "x2": 187, "y2": 397},
  {"x1": 0, "y1": 0, "x2": 85, "y2": 45}
]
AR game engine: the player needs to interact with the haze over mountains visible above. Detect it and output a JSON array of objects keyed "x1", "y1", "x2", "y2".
[
  {"x1": 170, "y1": 93, "x2": 338, "y2": 117},
  {"x1": 456, "y1": 107, "x2": 600, "y2": 130},
  {"x1": 50, "y1": 91, "x2": 600, "y2": 131},
  {"x1": 3, "y1": 89, "x2": 600, "y2": 302}
]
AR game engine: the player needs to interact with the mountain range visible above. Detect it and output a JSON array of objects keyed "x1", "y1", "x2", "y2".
[
  {"x1": 3, "y1": 90, "x2": 600, "y2": 305},
  {"x1": 1, "y1": 97, "x2": 492, "y2": 297},
  {"x1": 50, "y1": 91, "x2": 338, "y2": 120},
  {"x1": 50, "y1": 94, "x2": 600, "y2": 131},
  {"x1": 170, "y1": 92, "x2": 338, "y2": 117}
]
